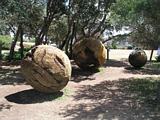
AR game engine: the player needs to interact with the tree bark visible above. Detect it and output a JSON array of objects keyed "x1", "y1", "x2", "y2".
[
  {"x1": 35, "y1": 0, "x2": 65, "y2": 46},
  {"x1": 0, "y1": 43, "x2": 2, "y2": 60},
  {"x1": 35, "y1": 18, "x2": 51, "y2": 46},
  {"x1": 9, "y1": 25, "x2": 21, "y2": 61},
  {"x1": 69, "y1": 22, "x2": 76, "y2": 59},
  {"x1": 59, "y1": 30, "x2": 71, "y2": 50},
  {"x1": 107, "y1": 48, "x2": 109, "y2": 60},
  {"x1": 149, "y1": 49, "x2": 154, "y2": 62},
  {"x1": 20, "y1": 27, "x2": 24, "y2": 59},
  {"x1": 65, "y1": 35, "x2": 71, "y2": 56}
]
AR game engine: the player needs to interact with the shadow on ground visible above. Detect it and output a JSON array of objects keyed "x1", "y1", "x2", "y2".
[
  {"x1": 105, "y1": 59, "x2": 160, "y2": 75},
  {"x1": 62, "y1": 77, "x2": 160, "y2": 120},
  {"x1": 5, "y1": 89, "x2": 63, "y2": 104},
  {"x1": 71, "y1": 65, "x2": 98, "y2": 82},
  {"x1": 124, "y1": 62, "x2": 160, "y2": 75},
  {"x1": 0, "y1": 104, "x2": 12, "y2": 111},
  {"x1": 104, "y1": 59, "x2": 130, "y2": 67},
  {"x1": 0, "y1": 67, "x2": 26, "y2": 85}
]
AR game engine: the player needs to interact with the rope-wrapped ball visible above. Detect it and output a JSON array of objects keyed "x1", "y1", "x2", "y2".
[
  {"x1": 21, "y1": 45, "x2": 72, "y2": 93},
  {"x1": 73, "y1": 38, "x2": 107, "y2": 69},
  {"x1": 129, "y1": 50, "x2": 147, "y2": 68}
]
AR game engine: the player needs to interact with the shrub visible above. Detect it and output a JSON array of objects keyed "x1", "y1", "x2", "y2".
[
  {"x1": 111, "y1": 42, "x2": 117, "y2": 49},
  {"x1": 1, "y1": 50, "x2": 28, "y2": 61},
  {"x1": 127, "y1": 46, "x2": 133, "y2": 49},
  {"x1": 0, "y1": 35, "x2": 12, "y2": 50},
  {"x1": 1, "y1": 52, "x2": 9, "y2": 60},
  {"x1": 155, "y1": 56, "x2": 160, "y2": 62}
]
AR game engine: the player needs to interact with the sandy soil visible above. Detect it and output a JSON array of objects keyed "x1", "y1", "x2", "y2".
[{"x1": 0, "y1": 59, "x2": 160, "y2": 120}]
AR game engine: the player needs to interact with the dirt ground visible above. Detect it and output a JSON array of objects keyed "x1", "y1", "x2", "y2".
[{"x1": 0, "y1": 50, "x2": 160, "y2": 120}]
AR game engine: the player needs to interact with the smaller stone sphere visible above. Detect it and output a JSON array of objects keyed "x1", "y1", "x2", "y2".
[
  {"x1": 128, "y1": 50, "x2": 147, "y2": 68},
  {"x1": 73, "y1": 38, "x2": 107, "y2": 69},
  {"x1": 21, "y1": 45, "x2": 72, "y2": 93}
]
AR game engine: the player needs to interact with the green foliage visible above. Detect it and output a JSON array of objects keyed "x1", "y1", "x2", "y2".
[
  {"x1": 1, "y1": 48, "x2": 29, "y2": 61},
  {"x1": 13, "y1": 51, "x2": 22, "y2": 60},
  {"x1": 0, "y1": 0, "x2": 45, "y2": 38},
  {"x1": 145, "y1": 61, "x2": 160, "y2": 69},
  {"x1": 48, "y1": 16, "x2": 68, "y2": 46},
  {"x1": 1, "y1": 52, "x2": 9, "y2": 60},
  {"x1": 22, "y1": 47, "x2": 31, "y2": 52},
  {"x1": 0, "y1": 20, "x2": 10, "y2": 35},
  {"x1": 0, "y1": 35, "x2": 12, "y2": 50},
  {"x1": 111, "y1": 41, "x2": 117, "y2": 49},
  {"x1": 109, "y1": 0, "x2": 160, "y2": 49},
  {"x1": 155, "y1": 56, "x2": 160, "y2": 62}
]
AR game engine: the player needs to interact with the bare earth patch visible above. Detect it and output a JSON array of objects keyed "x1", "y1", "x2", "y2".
[{"x1": 0, "y1": 59, "x2": 160, "y2": 120}]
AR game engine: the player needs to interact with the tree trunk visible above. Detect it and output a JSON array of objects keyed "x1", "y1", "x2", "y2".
[
  {"x1": 60, "y1": 12, "x2": 73, "y2": 50},
  {"x1": 9, "y1": 25, "x2": 21, "y2": 61},
  {"x1": 107, "y1": 48, "x2": 109, "y2": 60},
  {"x1": 35, "y1": 21, "x2": 50, "y2": 46},
  {"x1": 20, "y1": 27, "x2": 24, "y2": 59},
  {"x1": 59, "y1": 22, "x2": 72, "y2": 50},
  {"x1": 59, "y1": 33, "x2": 70, "y2": 50},
  {"x1": 0, "y1": 43, "x2": 2, "y2": 60},
  {"x1": 69, "y1": 22, "x2": 76, "y2": 59},
  {"x1": 35, "y1": 0, "x2": 65, "y2": 46},
  {"x1": 69, "y1": 38, "x2": 73, "y2": 59},
  {"x1": 149, "y1": 49, "x2": 154, "y2": 62},
  {"x1": 65, "y1": 36, "x2": 70, "y2": 56}
]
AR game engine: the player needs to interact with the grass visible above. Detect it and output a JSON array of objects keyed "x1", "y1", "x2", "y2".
[
  {"x1": 57, "y1": 87, "x2": 73, "y2": 101},
  {"x1": 98, "y1": 67, "x2": 106, "y2": 75},
  {"x1": 126, "y1": 77, "x2": 160, "y2": 108},
  {"x1": 109, "y1": 49, "x2": 157, "y2": 61},
  {"x1": 146, "y1": 61, "x2": 160, "y2": 69}
]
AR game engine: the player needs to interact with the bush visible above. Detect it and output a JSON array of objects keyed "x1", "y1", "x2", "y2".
[
  {"x1": 155, "y1": 56, "x2": 160, "y2": 62},
  {"x1": 1, "y1": 50, "x2": 28, "y2": 61},
  {"x1": 127, "y1": 46, "x2": 133, "y2": 49},
  {"x1": 0, "y1": 35, "x2": 12, "y2": 50},
  {"x1": 111, "y1": 43, "x2": 117, "y2": 49},
  {"x1": 1, "y1": 52, "x2": 9, "y2": 60},
  {"x1": 20, "y1": 47, "x2": 31, "y2": 52}
]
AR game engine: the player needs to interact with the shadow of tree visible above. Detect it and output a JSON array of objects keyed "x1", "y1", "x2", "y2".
[
  {"x1": 145, "y1": 62, "x2": 160, "y2": 70},
  {"x1": 62, "y1": 77, "x2": 160, "y2": 120},
  {"x1": 5, "y1": 89, "x2": 63, "y2": 104},
  {"x1": 0, "y1": 104, "x2": 12, "y2": 111},
  {"x1": 0, "y1": 67, "x2": 26, "y2": 85},
  {"x1": 103, "y1": 59, "x2": 160, "y2": 75},
  {"x1": 104, "y1": 59, "x2": 130, "y2": 67},
  {"x1": 124, "y1": 66, "x2": 160, "y2": 75},
  {"x1": 0, "y1": 60, "x2": 21, "y2": 66},
  {"x1": 71, "y1": 65, "x2": 98, "y2": 83}
]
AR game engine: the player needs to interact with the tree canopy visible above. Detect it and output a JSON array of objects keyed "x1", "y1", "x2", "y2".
[
  {"x1": 0, "y1": 0, "x2": 160, "y2": 60},
  {"x1": 110, "y1": 0, "x2": 160, "y2": 49}
]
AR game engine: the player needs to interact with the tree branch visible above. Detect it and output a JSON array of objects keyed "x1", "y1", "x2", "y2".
[{"x1": 102, "y1": 32, "x2": 132, "y2": 43}]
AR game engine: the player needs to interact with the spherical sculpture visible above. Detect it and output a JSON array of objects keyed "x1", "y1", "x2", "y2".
[
  {"x1": 73, "y1": 38, "x2": 107, "y2": 69},
  {"x1": 21, "y1": 45, "x2": 72, "y2": 93},
  {"x1": 128, "y1": 50, "x2": 147, "y2": 68}
]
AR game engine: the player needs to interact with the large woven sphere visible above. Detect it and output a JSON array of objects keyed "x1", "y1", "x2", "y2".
[
  {"x1": 21, "y1": 45, "x2": 72, "y2": 93},
  {"x1": 129, "y1": 50, "x2": 147, "y2": 68},
  {"x1": 73, "y1": 38, "x2": 107, "y2": 69}
]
